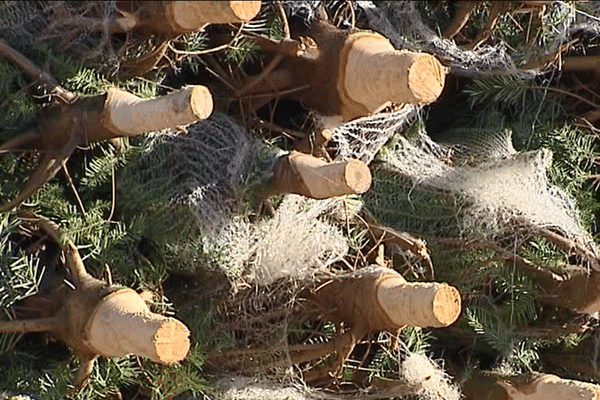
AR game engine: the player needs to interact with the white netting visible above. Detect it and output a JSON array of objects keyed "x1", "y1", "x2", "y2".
[
  {"x1": 214, "y1": 377, "x2": 315, "y2": 400},
  {"x1": 356, "y1": 1, "x2": 581, "y2": 77},
  {"x1": 366, "y1": 128, "x2": 595, "y2": 252},
  {"x1": 0, "y1": 1, "x2": 118, "y2": 62},
  {"x1": 200, "y1": 196, "x2": 349, "y2": 285},
  {"x1": 400, "y1": 353, "x2": 461, "y2": 400},
  {"x1": 119, "y1": 114, "x2": 348, "y2": 284},
  {"x1": 330, "y1": 105, "x2": 422, "y2": 164},
  {"x1": 118, "y1": 113, "x2": 256, "y2": 238}
]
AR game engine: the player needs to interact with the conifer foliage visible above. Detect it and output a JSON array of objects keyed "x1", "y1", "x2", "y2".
[{"x1": 1, "y1": 1, "x2": 600, "y2": 399}]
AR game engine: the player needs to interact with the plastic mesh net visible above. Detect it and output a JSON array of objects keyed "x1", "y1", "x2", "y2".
[
  {"x1": 0, "y1": 1, "x2": 118, "y2": 62},
  {"x1": 401, "y1": 353, "x2": 461, "y2": 400},
  {"x1": 119, "y1": 114, "x2": 348, "y2": 284},
  {"x1": 329, "y1": 105, "x2": 422, "y2": 164},
  {"x1": 118, "y1": 113, "x2": 256, "y2": 238},
  {"x1": 365, "y1": 128, "x2": 596, "y2": 257},
  {"x1": 356, "y1": 1, "x2": 580, "y2": 77}
]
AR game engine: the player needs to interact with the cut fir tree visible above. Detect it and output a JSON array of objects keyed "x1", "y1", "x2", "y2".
[
  {"x1": 242, "y1": 4, "x2": 446, "y2": 122},
  {"x1": 0, "y1": 214, "x2": 191, "y2": 394},
  {"x1": 0, "y1": 40, "x2": 213, "y2": 212}
]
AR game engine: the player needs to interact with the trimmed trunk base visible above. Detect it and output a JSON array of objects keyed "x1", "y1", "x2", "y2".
[
  {"x1": 0, "y1": 216, "x2": 191, "y2": 392},
  {"x1": 267, "y1": 151, "x2": 372, "y2": 199},
  {"x1": 463, "y1": 372, "x2": 600, "y2": 400}
]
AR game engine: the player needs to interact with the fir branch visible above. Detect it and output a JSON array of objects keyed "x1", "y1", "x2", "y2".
[
  {"x1": 81, "y1": 143, "x2": 141, "y2": 190},
  {"x1": 0, "y1": 39, "x2": 76, "y2": 103}
]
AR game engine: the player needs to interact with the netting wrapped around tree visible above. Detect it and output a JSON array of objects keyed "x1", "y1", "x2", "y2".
[
  {"x1": 119, "y1": 113, "x2": 349, "y2": 284},
  {"x1": 329, "y1": 105, "x2": 422, "y2": 164},
  {"x1": 0, "y1": 1, "x2": 118, "y2": 62},
  {"x1": 356, "y1": 1, "x2": 581, "y2": 77},
  {"x1": 118, "y1": 113, "x2": 256, "y2": 239},
  {"x1": 364, "y1": 127, "x2": 597, "y2": 258}
]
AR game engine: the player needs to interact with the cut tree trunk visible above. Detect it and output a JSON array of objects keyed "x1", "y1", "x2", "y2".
[
  {"x1": 337, "y1": 32, "x2": 445, "y2": 120},
  {"x1": 207, "y1": 266, "x2": 461, "y2": 380},
  {"x1": 463, "y1": 372, "x2": 600, "y2": 400},
  {"x1": 247, "y1": 12, "x2": 445, "y2": 122},
  {"x1": 101, "y1": 86, "x2": 212, "y2": 138},
  {"x1": 0, "y1": 216, "x2": 190, "y2": 392},
  {"x1": 310, "y1": 266, "x2": 461, "y2": 336},
  {"x1": 86, "y1": 288, "x2": 190, "y2": 364},
  {"x1": 115, "y1": 1, "x2": 262, "y2": 36},
  {"x1": 292, "y1": 266, "x2": 461, "y2": 382},
  {"x1": 0, "y1": 85, "x2": 213, "y2": 211},
  {"x1": 266, "y1": 151, "x2": 372, "y2": 199}
]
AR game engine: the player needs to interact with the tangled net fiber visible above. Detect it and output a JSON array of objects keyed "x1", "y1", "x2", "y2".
[
  {"x1": 365, "y1": 127, "x2": 596, "y2": 256},
  {"x1": 119, "y1": 113, "x2": 349, "y2": 285},
  {"x1": 0, "y1": 1, "x2": 118, "y2": 64}
]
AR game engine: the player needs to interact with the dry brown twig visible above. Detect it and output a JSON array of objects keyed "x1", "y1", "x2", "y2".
[
  {"x1": 0, "y1": 40, "x2": 77, "y2": 104},
  {"x1": 443, "y1": 1, "x2": 552, "y2": 50},
  {"x1": 367, "y1": 223, "x2": 435, "y2": 279}
]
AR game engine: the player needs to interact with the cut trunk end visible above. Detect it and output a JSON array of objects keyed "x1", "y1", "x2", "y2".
[
  {"x1": 269, "y1": 151, "x2": 372, "y2": 199},
  {"x1": 500, "y1": 374, "x2": 600, "y2": 400},
  {"x1": 339, "y1": 32, "x2": 445, "y2": 121},
  {"x1": 166, "y1": 1, "x2": 262, "y2": 33},
  {"x1": 101, "y1": 86, "x2": 213, "y2": 136},
  {"x1": 87, "y1": 289, "x2": 190, "y2": 365},
  {"x1": 376, "y1": 276, "x2": 461, "y2": 328},
  {"x1": 312, "y1": 267, "x2": 461, "y2": 334},
  {"x1": 533, "y1": 269, "x2": 600, "y2": 313}
]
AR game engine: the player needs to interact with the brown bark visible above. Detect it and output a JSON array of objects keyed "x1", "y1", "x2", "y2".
[
  {"x1": 444, "y1": 1, "x2": 479, "y2": 39},
  {"x1": 0, "y1": 40, "x2": 77, "y2": 104},
  {"x1": 562, "y1": 56, "x2": 600, "y2": 73},
  {"x1": 535, "y1": 268, "x2": 600, "y2": 313},
  {"x1": 0, "y1": 317, "x2": 61, "y2": 333}
]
